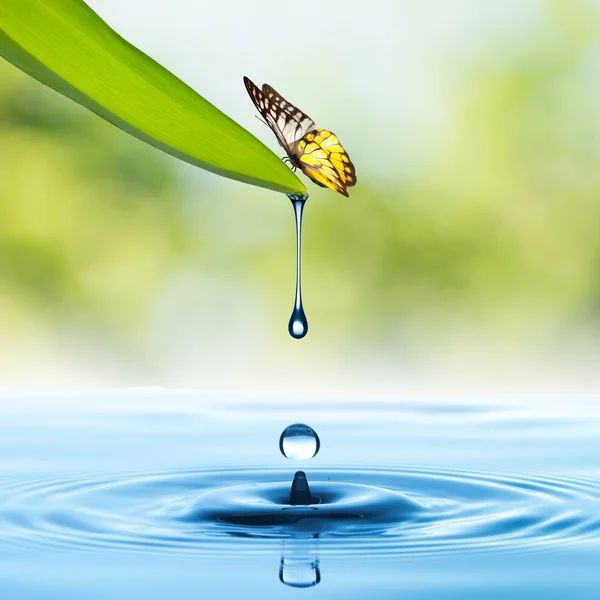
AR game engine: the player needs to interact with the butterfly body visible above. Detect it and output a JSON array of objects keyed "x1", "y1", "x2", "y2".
[{"x1": 244, "y1": 77, "x2": 356, "y2": 197}]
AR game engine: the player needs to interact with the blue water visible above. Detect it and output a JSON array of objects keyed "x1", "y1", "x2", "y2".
[{"x1": 0, "y1": 391, "x2": 599, "y2": 598}]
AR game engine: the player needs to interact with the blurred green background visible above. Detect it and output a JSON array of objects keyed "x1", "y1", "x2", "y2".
[{"x1": 1, "y1": 0, "x2": 599, "y2": 393}]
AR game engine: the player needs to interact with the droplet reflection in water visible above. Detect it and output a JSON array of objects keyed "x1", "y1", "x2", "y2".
[
  {"x1": 279, "y1": 423, "x2": 320, "y2": 460},
  {"x1": 279, "y1": 539, "x2": 321, "y2": 588},
  {"x1": 287, "y1": 194, "x2": 309, "y2": 339}
]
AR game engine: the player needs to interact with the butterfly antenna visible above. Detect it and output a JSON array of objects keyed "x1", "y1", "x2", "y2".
[{"x1": 255, "y1": 115, "x2": 269, "y2": 127}]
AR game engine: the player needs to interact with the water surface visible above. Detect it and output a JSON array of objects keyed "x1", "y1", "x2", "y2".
[{"x1": 0, "y1": 391, "x2": 599, "y2": 598}]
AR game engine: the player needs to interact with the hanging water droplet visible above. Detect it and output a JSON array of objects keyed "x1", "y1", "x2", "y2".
[
  {"x1": 279, "y1": 423, "x2": 320, "y2": 460},
  {"x1": 288, "y1": 306, "x2": 308, "y2": 339},
  {"x1": 287, "y1": 194, "x2": 309, "y2": 339}
]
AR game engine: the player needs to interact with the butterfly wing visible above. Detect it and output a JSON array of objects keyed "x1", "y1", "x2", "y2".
[
  {"x1": 243, "y1": 77, "x2": 315, "y2": 150},
  {"x1": 261, "y1": 84, "x2": 316, "y2": 143},
  {"x1": 293, "y1": 129, "x2": 356, "y2": 197},
  {"x1": 243, "y1": 77, "x2": 356, "y2": 197},
  {"x1": 317, "y1": 129, "x2": 356, "y2": 189}
]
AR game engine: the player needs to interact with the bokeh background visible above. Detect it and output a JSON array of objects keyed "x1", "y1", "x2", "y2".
[{"x1": 1, "y1": 0, "x2": 600, "y2": 395}]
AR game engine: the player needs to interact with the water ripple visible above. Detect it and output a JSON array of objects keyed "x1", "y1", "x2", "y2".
[{"x1": 0, "y1": 466, "x2": 599, "y2": 557}]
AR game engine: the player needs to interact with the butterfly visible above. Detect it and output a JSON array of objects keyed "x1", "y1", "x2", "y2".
[{"x1": 243, "y1": 76, "x2": 356, "y2": 197}]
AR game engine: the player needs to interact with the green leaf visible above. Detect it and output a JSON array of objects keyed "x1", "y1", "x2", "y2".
[{"x1": 0, "y1": 0, "x2": 306, "y2": 195}]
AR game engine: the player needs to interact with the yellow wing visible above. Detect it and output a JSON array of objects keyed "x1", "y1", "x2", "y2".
[{"x1": 292, "y1": 128, "x2": 356, "y2": 197}]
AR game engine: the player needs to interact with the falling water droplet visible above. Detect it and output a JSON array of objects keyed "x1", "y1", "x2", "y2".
[
  {"x1": 279, "y1": 423, "x2": 320, "y2": 460},
  {"x1": 287, "y1": 194, "x2": 309, "y2": 339}
]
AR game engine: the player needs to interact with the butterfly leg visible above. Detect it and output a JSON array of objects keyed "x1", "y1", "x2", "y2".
[{"x1": 282, "y1": 157, "x2": 297, "y2": 172}]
